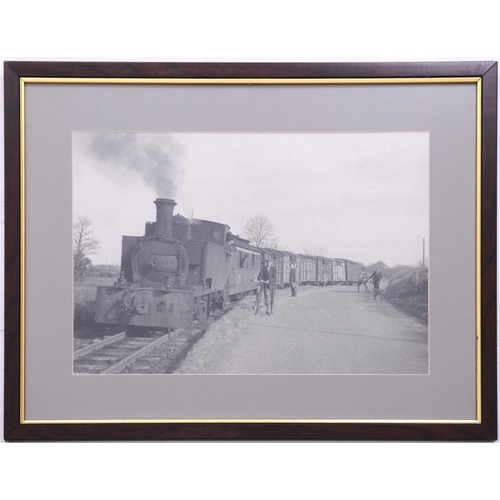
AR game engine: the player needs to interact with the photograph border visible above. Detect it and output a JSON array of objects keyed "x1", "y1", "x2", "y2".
[{"x1": 4, "y1": 61, "x2": 497, "y2": 441}]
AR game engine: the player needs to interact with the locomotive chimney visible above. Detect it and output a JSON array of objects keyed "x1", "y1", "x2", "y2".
[{"x1": 153, "y1": 198, "x2": 176, "y2": 239}]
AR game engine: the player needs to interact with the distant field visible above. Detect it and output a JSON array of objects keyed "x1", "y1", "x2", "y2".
[
  {"x1": 74, "y1": 276, "x2": 115, "y2": 305},
  {"x1": 74, "y1": 276, "x2": 116, "y2": 337}
]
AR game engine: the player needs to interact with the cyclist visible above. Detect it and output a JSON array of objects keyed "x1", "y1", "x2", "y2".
[
  {"x1": 257, "y1": 259, "x2": 273, "y2": 315},
  {"x1": 368, "y1": 267, "x2": 383, "y2": 299}
]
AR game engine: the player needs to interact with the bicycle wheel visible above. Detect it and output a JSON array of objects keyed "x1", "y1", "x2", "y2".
[{"x1": 254, "y1": 292, "x2": 260, "y2": 314}]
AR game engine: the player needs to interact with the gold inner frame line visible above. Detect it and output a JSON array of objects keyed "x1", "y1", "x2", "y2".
[
  {"x1": 21, "y1": 76, "x2": 482, "y2": 85},
  {"x1": 475, "y1": 78, "x2": 482, "y2": 423}
]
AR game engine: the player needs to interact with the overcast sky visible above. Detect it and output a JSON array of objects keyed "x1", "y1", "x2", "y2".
[{"x1": 73, "y1": 131, "x2": 429, "y2": 267}]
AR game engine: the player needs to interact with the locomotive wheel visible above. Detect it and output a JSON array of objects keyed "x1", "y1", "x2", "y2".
[{"x1": 254, "y1": 291, "x2": 260, "y2": 315}]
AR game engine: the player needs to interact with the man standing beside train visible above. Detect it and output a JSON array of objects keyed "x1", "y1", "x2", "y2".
[
  {"x1": 257, "y1": 259, "x2": 276, "y2": 315},
  {"x1": 289, "y1": 262, "x2": 297, "y2": 297}
]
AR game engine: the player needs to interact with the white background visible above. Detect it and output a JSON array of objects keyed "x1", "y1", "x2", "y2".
[{"x1": 1, "y1": 1, "x2": 498, "y2": 499}]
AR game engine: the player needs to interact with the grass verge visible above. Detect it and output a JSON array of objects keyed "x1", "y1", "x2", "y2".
[{"x1": 383, "y1": 268, "x2": 428, "y2": 324}]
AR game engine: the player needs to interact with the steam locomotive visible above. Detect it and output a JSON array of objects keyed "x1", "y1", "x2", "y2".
[{"x1": 94, "y1": 198, "x2": 361, "y2": 332}]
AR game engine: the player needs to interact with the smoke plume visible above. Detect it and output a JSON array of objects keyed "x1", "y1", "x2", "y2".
[{"x1": 83, "y1": 132, "x2": 183, "y2": 198}]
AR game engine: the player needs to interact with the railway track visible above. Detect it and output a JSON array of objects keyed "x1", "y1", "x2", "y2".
[
  {"x1": 73, "y1": 331, "x2": 170, "y2": 374},
  {"x1": 73, "y1": 310, "x2": 226, "y2": 375}
]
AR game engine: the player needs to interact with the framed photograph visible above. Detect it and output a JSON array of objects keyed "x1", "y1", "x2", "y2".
[{"x1": 4, "y1": 61, "x2": 497, "y2": 441}]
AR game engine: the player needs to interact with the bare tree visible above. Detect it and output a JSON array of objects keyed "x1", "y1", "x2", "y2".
[
  {"x1": 73, "y1": 215, "x2": 99, "y2": 281},
  {"x1": 244, "y1": 215, "x2": 277, "y2": 247}
]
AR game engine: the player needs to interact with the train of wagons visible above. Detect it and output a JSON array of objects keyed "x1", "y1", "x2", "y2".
[{"x1": 94, "y1": 198, "x2": 362, "y2": 332}]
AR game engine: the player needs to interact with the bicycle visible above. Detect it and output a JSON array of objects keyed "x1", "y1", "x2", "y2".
[
  {"x1": 252, "y1": 279, "x2": 268, "y2": 315},
  {"x1": 370, "y1": 281, "x2": 385, "y2": 300}
]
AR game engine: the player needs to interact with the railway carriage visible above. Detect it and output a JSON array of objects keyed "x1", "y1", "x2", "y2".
[
  {"x1": 258, "y1": 248, "x2": 275, "y2": 269},
  {"x1": 332, "y1": 258, "x2": 346, "y2": 284},
  {"x1": 280, "y1": 251, "x2": 298, "y2": 288},
  {"x1": 330, "y1": 258, "x2": 362, "y2": 285},
  {"x1": 262, "y1": 248, "x2": 288, "y2": 288},
  {"x1": 299, "y1": 254, "x2": 317, "y2": 285},
  {"x1": 316, "y1": 257, "x2": 334, "y2": 286},
  {"x1": 343, "y1": 259, "x2": 362, "y2": 285},
  {"x1": 228, "y1": 235, "x2": 262, "y2": 297}
]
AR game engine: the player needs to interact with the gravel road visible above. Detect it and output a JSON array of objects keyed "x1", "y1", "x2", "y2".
[{"x1": 175, "y1": 286, "x2": 428, "y2": 374}]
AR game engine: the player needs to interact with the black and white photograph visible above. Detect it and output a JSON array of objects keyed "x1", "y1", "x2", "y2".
[{"x1": 72, "y1": 131, "x2": 429, "y2": 375}]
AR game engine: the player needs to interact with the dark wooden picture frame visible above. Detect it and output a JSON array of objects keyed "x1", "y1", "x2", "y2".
[{"x1": 4, "y1": 61, "x2": 497, "y2": 441}]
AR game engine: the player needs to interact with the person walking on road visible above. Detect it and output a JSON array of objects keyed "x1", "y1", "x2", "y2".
[
  {"x1": 289, "y1": 262, "x2": 297, "y2": 297},
  {"x1": 368, "y1": 267, "x2": 383, "y2": 299}
]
